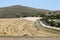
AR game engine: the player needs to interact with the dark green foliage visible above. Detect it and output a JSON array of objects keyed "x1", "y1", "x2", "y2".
[
  {"x1": 49, "y1": 21, "x2": 55, "y2": 26},
  {"x1": 49, "y1": 12, "x2": 51, "y2": 14},
  {"x1": 45, "y1": 15, "x2": 56, "y2": 19},
  {"x1": 45, "y1": 19, "x2": 60, "y2": 27},
  {"x1": 22, "y1": 15, "x2": 27, "y2": 17},
  {"x1": 45, "y1": 14, "x2": 60, "y2": 19},
  {"x1": 57, "y1": 22, "x2": 60, "y2": 27},
  {"x1": 50, "y1": 15, "x2": 56, "y2": 19},
  {"x1": 40, "y1": 14, "x2": 46, "y2": 17},
  {"x1": 56, "y1": 14, "x2": 60, "y2": 19},
  {"x1": 41, "y1": 16, "x2": 60, "y2": 28},
  {"x1": 16, "y1": 15, "x2": 20, "y2": 18}
]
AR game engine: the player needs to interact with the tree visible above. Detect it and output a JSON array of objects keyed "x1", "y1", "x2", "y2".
[
  {"x1": 56, "y1": 14, "x2": 60, "y2": 19},
  {"x1": 16, "y1": 15, "x2": 20, "y2": 18},
  {"x1": 49, "y1": 12, "x2": 51, "y2": 14},
  {"x1": 22, "y1": 15, "x2": 27, "y2": 17},
  {"x1": 57, "y1": 22, "x2": 60, "y2": 27},
  {"x1": 40, "y1": 14, "x2": 46, "y2": 17},
  {"x1": 49, "y1": 21, "x2": 55, "y2": 26}
]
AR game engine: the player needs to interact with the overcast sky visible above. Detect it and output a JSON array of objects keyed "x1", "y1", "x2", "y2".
[{"x1": 0, "y1": 0, "x2": 60, "y2": 10}]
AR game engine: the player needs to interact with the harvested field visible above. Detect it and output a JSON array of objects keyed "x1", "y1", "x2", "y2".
[
  {"x1": 0, "y1": 18, "x2": 43, "y2": 37},
  {"x1": 0, "y1": 17, "x2": 59, "y2": 37}
]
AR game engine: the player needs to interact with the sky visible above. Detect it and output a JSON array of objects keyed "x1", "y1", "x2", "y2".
[{"x1": 0, "y1": 0, "x2": 60, "y2": 10}]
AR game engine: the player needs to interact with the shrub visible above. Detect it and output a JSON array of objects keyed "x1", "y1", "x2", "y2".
[
  {"x1": 40, "y1": 14, "x2": 46, "y2": 17},
  {"x1": 16, "y1": 15, "x2": 20, "y2": 18},
  {"x1": 49, "y1": 21, "x2": 55, "y2": 26},
  {"x1": 56, "y1": 14, "x2": 60, "y2": 19},
  {"x1": 57, "y1": 22, "x2": 60, "y2": 27}
]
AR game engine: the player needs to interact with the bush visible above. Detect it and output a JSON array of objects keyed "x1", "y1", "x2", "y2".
[
  {"x1": 41, "y1": 15, "x2": 60, "y2": 28},
  {"x1": 40, "y1": 14, "x2": 46, "y2": 17},
  {"x1": 56, "y1": 14, "x2": 60, "y2": 19},
  {"x1": 16, "y1": 15, "x2": 20, "y2": 18},
  {"x1": 49, "y1": 21, "x2": 55, "y2": 26},
  {"x1": 57, "y1": 23, "x2": 60, "y2": 27}
]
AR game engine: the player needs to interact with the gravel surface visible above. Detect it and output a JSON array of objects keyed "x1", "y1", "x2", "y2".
[{"x1": 0, "y1": 37, "x2": 59, "y2": 40}]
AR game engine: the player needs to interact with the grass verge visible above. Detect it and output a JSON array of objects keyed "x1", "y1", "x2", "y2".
[{"x1": 36, "y1": 19, "x2": 60, "y2": 34}]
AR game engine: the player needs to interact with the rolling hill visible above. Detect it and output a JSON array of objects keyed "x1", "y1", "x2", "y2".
[
  {"x1": 0, "y1": 5, "x2": 50, "y2": 18},
  {"x1": 0, "y1": 5, "x2": 60, "y2": 18}
]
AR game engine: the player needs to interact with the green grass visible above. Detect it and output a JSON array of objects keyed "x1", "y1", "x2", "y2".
[{"x1": 36, "y1": 20, "x2": 60, "y2": 34}]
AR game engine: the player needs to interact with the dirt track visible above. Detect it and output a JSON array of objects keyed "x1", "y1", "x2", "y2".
[{"x1": 0, "y1": 37, "x2": 59, "y2": 40}]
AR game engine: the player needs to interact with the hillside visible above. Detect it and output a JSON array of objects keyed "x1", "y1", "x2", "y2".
[
  {"x1": 0, "y1": 5, "x2": 50, "y2": 18},
  {"x1": 0, "y1": 5, "x2": 60, "y2": 18}
]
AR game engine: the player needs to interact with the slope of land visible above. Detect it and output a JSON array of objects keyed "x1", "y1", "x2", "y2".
[
  {"x1": 0, "y1": 17, "x2": 59, "y2": 37},
  {"x1": 0, "y1": 5, "x2": 50, "y2": 18},
  {"x1": 0, "y1": 5, "x2": 60, "y2": 18}
]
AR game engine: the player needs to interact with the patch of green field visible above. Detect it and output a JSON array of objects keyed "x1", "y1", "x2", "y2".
[{"x1": 36, "y1": 20, "x2": 60, "y2": 34}]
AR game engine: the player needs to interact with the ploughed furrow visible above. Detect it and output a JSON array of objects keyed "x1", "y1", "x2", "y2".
[
  {"x1": 23, "y1": 21, "x2": 41, "y2": 36},
  {"x1": 0, "y1": 18, "x2": 30, "y2": 36},
  {"x1": 0, "y1": 18, "x2": 41, "y2": 36}
]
